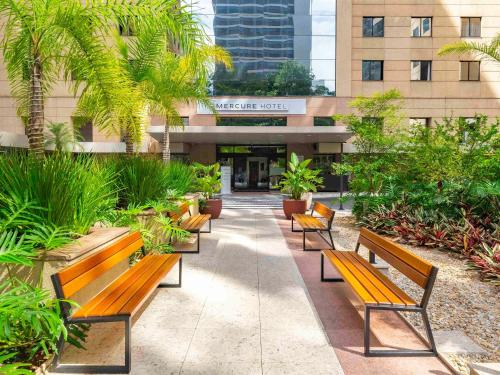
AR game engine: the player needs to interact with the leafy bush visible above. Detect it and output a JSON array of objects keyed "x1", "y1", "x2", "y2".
[
  {"x1": 0, "y1": 152, "x2": 118, "y2": 235},
  {"x1": 108, "y1": 156, "x2": 194, "y2": 207},
  {"x1": 191, "y1": 162, "x2": 222, "y2": 200},
  {"x1": 332, "y1": 91, "x2": 499, "y2": 282},
  {"x1": 279, "y1": 153, "x2": 323, "y2": 200}
]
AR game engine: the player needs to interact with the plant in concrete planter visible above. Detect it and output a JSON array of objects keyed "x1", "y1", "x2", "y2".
[
  {"x1": 192, "y1": 162, "x2": 223, "y2": 219},
  {"x1": 280, "y1": 153, "x2": 323, "y2": 219}
]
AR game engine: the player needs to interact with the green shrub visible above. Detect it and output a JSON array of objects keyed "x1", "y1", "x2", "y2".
[
  {"x1": 108, "y1": 156, "x2": 194, "y2": 207},
  {"x1": 0, "y1": 152, "x2": 118, "y2": 235}
]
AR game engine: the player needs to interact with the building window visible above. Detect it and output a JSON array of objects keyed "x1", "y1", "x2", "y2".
[
  {"x1": 411, "y1": 61, "x2": 432, "y2": 81},
  {"x1": 73, "y1": 117, "x2": 93, "y2": 142},
  {"x1": 181, "y1": 117, "x2": 189, "y2": 126},
  {"x1": 411, "y1": 17, "x2": 432, "y2": 37},
  {"x1": 363, "y1": 17, "x2": 384, "y2": 37},
  {"x1": 362, "y1": 60, "x2": 384, "y2": 81},
  {"x1": 461, "y1": 17, "x2": 481, "y2": 37},
  {"x1": 460, "y1": 61, "x2": 480, "y2": 81},
  {"x1": 216, "y1": 117, "x2": 287, "y2": 126},
  {"x1": 410, "y1": 118, "x2": 431, "y2": 128},
  {"x1": 314, "y1": 117, "x2": 335, "y2": 126}
]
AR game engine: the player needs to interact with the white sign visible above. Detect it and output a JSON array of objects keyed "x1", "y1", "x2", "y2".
[
  {"x1": 197, "y1": 98, "x2": 306, "y2": 115},
  {"x1": 220, "y1": 166, "x2": 232, "y2": 195}
]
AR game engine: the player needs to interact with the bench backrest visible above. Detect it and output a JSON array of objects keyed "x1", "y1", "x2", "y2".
[
  {"x1": 168, "y1": 202, "x2": 190, "y2": 221},
  {"x1": 356, "y1": 228, "x2": 437, "y2": 296},
  {"x1": 51, "y1": 231, "x2": 144, "y2": 300},
  {"x1": 312, "y1": 202, "x2": 335, "y2": 227}
]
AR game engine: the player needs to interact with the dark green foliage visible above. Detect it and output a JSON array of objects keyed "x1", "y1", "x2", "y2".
[
  {"x1": 0, "y1": 152, "x2": 118, "y2": 235},
  {"x1": 108, "y1": 156, "x2": 195, "y2": 207},
  {"x1": 332, "y1": 91, "x2": 499, "y2": 282}
]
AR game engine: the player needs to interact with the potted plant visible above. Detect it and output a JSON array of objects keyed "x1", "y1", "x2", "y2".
[
  {"x1": 192, "y1": 162, "x2": 223, "y2": 219},
  {"x1": 280, "y1": 153, "x2": 323, "y2": 219}
]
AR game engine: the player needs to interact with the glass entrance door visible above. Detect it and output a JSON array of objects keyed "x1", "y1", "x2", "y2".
[{"x1": 217, "y1": 145, "x2": 286, "y2": 192}]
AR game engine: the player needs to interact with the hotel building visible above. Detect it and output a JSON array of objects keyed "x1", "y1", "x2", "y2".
[{"x1": 0, "y1": 1, "x2": 499, "y2": 191}]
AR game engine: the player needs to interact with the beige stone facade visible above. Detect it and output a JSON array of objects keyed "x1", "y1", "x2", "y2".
[{"x1": 0, "y1": 0, "x2": 499, "y2": 164}]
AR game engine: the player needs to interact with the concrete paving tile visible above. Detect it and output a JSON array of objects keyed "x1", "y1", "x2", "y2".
[
  {"x1": 134, "y1": 328, "x2": 196, "y2": 363},
  {"x1": 197, "y1": 304, "x2": 260, "y2": 330},
  {"x1": 184, "y1": 327, "x2": 261, "y2": 363},
  {"x1": 261, "y1": 328, "x2": 334, "y2": 363},
  {"x1": 434, "y1": 330, "x2": 487, "y2": 354},
  {"x1": 180, "y1": 361, "x2": 262, "y2": 375},
  {"x1": 263, "y1": 361, "x2": 344, "y2": 375}
]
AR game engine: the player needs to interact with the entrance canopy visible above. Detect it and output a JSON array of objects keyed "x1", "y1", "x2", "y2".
[{"x1": 148, "y1": 125, "x2": 352, "y2": 144}]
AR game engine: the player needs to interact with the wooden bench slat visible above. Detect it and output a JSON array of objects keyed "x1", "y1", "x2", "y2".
[
  {"x1": 181, "y1": 214, "x2": 210, "y2": 231},
  {"x1": 313, "y1": 202, "x2": 334, "y2": 221},
  {"x1": 62, "y1": 237, "x2": 144, "y2": 297},
  {"x1": 101, "y1": 255, "x2": 173, "y2": 316},
  {"x1": 334, "y1": 251, "x2": 393, "y2": 305},
  {"x1": 348, "y1": 252, "x2": 417, "y2": 307},
  {"x1": 323, "y1": 250, "x2": 378, "y2": 304},
  {"x1": 359, "y1": 236, "x2": 429, "y2": 288},
  {"x1": 293, "y1": 214, "x2": 326, "y2": 230},
  {"x1": 360, "y1": 228, "x2": 433, "y2": 279},
  {"x1": 340, "y1": 251, "x2": 416, "y2": 306},
  {"x1": 58, "y1": 232, "x2": 142, "y2": 285},
  {"x1": 71, "y1": 255, "x2": 159, "y2": 318},
  {"x1": 120, "y1": 255, "x2": 181, "y2": 316}
]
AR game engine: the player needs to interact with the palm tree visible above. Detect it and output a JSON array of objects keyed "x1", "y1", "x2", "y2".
[
  {"x1": 113, "y1": 13, "x2": 231, "y2": 160},
  {"x1": 438, "y1": 33, "x2": 500, "y2": 64},
  {"x1": 0, "y1": 0, "x2": 157, "y2": 156}
]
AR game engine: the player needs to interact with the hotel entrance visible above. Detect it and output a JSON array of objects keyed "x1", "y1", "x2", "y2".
[{"x1": 216, "y1": 145, "x2": 287, "y2": 191}]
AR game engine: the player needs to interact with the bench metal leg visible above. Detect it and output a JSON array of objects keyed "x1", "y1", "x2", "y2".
[
  {"x1": 51, "y1": 316, "x2": 132, "y2": 374},
  {"x1": 173, "y1": 231, "x2": 200, "y2": 254},
  {"x1": 291, "y1": 216, "x2": 302, "y2": 232},
  {"x1": 320, "y1": 253, "x2": 344, "y2": 282},
  {"x1": 158, "y1": 257, "x2": 182, "y2": 288},
  {"x1": 303, "y1": 230, "x2": 335, "y2": 251},
  {"x1": 200, "y1": 219, "x2": 211, "y2": 234},
  {"x1": 364, "y1": 306, "x2": 437, "y2": 357}
]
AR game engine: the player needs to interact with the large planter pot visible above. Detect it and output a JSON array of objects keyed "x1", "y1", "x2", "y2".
[
  {"x1": 200, "y1": 198, "x2": 222, "y2": 219},
  {"x1": 282, "y1": 199, "x2": 307, "y2": 220}
]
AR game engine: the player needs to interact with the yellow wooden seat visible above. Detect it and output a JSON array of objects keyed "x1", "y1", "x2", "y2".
[
  {"x1": 291, "y1": 201, "x2": 335, "y2": 251},
  {"x1": 168, "y1": 202, "x2": 212, "y2": 253},
  {"x1": 51, "y1": 231, "x2": 182, "y2": 373},
  {"x1": 321, "y1": 228, "x2": 438, "y2": 357}
]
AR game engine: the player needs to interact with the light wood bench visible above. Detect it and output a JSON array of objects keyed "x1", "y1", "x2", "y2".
[
  {"x1": 50, "y1": 231, "x2": 182, "y2": 373},
  {"x1": 168, "y1": 202, "x2": 211, "y2": 254},
  {"x1": 292, "y1": 201, "x2": 335, "y2": 251},
  {"x1": 321, "y1": 227, "x2": 438, "y2": 357}
]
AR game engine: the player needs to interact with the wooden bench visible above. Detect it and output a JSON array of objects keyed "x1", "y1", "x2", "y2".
[
  {"x1": 168, "y1": 202, "x2": 211, "y2": 254},
  {"x1": 321, "y1": 227, "x2": 438, "y2": 357},
  {"x1": 291, "y1": 201, "x2": 335, "y2": 251},
  {"x1": 50, "y1": 231, "x2": 182, "y2": 373}
]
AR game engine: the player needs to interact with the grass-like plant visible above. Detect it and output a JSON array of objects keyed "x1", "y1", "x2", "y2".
[{"x1": 0, "y1": 152, "x2": 118, "y2": 235}]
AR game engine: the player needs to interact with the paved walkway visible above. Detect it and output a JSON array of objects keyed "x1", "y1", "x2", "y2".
[{"x1": 58, "y1": 209, "x2": 344, "y2": 374}]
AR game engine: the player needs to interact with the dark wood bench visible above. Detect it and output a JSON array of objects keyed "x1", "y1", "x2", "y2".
[
  {"x1": 291, "y1": 201, "x2": 335, "y2": 251},
  {"x1": 50, "y1": 231, "x2": 182, "y2": 373},
  {"x1": 321, "y1": 227, "x2": 438, "y2": 357},
  {"x1": 168, "y1": 202, "x2": 211, "y2": 254}
]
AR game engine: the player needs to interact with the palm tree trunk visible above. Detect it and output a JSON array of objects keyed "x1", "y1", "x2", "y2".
[
  {"x1": 124, "y1": 129, "x2": 134, "y2": 154},
  {"x1": 28, "y1": 55, "x2": 45, "y2": 156},
  {"x1": 162, "y1": 121, "x2": 170, "y2": 164}
]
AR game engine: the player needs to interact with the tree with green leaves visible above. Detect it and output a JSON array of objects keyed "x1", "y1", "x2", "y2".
[
  {"x1": 332, "y1": 89, "x2": 405, "y2": 195},
  {"x1": 438, "y1": 33, "x2": 499, "y2": 64},
  {"x1": 108, "y1": 8, "x2": 231, "y2": 157},
  {"x1": 272, "y1": 60, "x2": 314, "y2": 96},
  {"x1": 0, "y1": 0, "x2": 156, "y2": 156}
]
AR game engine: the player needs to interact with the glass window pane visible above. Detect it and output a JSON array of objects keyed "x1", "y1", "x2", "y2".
[
  {"x1": 362, "y1": 61, "x2": 371, "y2": 80},
  {"x1": 311, "y1": 0, "x2": 336, "y2": 16},
  {"x1": 469, "y1": 61, "x2": 480, "y2": 80},
  {"x1": 470, "y1": 18, "x2": 481, "y2": 37},
  {"x1": 363, "y1": 17, "x2": 372, "y2": 37},
  {"x1": 411, "y1": 18, "x2": 420, "y2": 36},
  {"x1": 373, "y1": 17, "x2": 384, "y2": 36},
  {"x1": 411, "y1": 61, "x2": 420, "y2": 80},
  {"x1": 421, "y1": 61, "x2": 431, "y2": 80},
  {"x1": 311, "y1": 16, "x2": 335, "y2": 35},
  {"x1": 461, "y1": 17, "x2": 469, "y2": 36},
  {"x1": 372, "y1": 61, "x2": 382, "y2": 80},
  {"x1": 460, "y1": 61, "x2": 469, "y2": 80},
  {"x1": 422, "y1": 18, "x2": 431, "y2": 36}
]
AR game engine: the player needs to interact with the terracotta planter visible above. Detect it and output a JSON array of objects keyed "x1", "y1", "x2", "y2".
[
  {"x1": 282, "y1": 199, "x2": 307, "y2": 220},
  {"x1": 200, "y1": 198, "x2": 222, "y2": 219}
]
